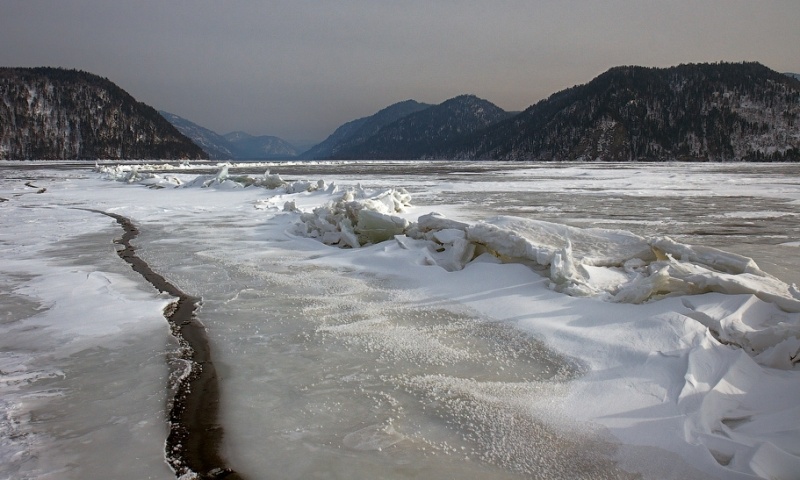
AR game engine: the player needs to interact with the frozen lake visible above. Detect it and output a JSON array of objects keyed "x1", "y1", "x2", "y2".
[{"x1": 1, "y1": 161, "x2": 799, "y2": 479}]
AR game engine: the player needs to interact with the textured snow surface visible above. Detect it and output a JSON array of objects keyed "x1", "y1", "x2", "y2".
[
  {"x1": 0, "y1": 188, "x2": 174, "y2": 479},
  {"x1": 1, "y1": 161, "x2": 799, "y2": 480}
]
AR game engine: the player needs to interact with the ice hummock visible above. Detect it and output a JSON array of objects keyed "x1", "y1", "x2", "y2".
[
  {"x1": 96, "y1": 163, "x2": 330, "y2": 193},
  {"x1": 295, "y1": 186, "x2": 412, "y2": 248},
  {"x1": 290, "y1": 188, "x2": 799, "y2": 301}
]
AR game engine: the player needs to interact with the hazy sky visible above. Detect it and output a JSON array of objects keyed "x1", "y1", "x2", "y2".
[{"x1": 2, "y1": 1, "x2": 798, "y2": 146}]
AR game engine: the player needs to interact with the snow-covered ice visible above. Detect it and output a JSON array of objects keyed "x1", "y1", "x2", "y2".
[
  {"x1": 0, "y1": 175, "x2": 175, "y2": 479},
  {"x1": 2, "y1": 161, "x2": 799, "y2": 479}
]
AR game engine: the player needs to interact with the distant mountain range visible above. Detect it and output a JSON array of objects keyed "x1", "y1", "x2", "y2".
[
  {"x1": 2, "y1": 63, "x2": 797, "y2": 162},
  {"x1": 222, "y1": 131, "x2": 298, "y2": 160},
  {"x1": 298, "y1": 99, "x2": 432, "y2": 159},
  {"x1": 329, "y1": 95, "x2": 513, "y2": 159},
  {"x1": 159, "y1": 111, "x2": 298, "y2": 160},
  {"x1": 158, "y1": 111, "x2": 236, "y2": 159},
  {"x1": 298, "y1": 95, "x2": 516, "y2": 160},
  {"x1": 440, "y1": 63, "x2": 800, "y2": 161},
  {"x1": 299, "y1": 62, "x2": 798, "y2": 162},
  {"x1": 0, "y1": 68, "x2": 205, "y2": 160}
]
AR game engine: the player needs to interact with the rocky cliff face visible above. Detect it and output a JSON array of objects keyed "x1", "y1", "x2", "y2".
[{"x1": 0, "y1": 68, "x2": 205, "y2": 160}]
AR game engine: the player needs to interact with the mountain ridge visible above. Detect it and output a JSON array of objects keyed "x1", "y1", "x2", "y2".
[
  {"x1": 159, "y1": 112, "x2": 298, "y2": 160},
  {"x1": 299, "y1": 99, "x2": 431, "y2": 159},
  {"x1": 3, "y1": 63, "x2": 797, "y2": 162},
  {"x1": 305, "y1": 62, "x2": 798, "y2": 161},
  {"x1": 330, "y1": 95, "x2": 512, "y2": 159},
  {"x1": 221, "y1": 131, "x2": 298, "y2": 160},
  {"x1": 158, "y1": 110, "x2": 236, "y2": 160},
  {"x1": 0, "y1": 67, "x2": 205, "y2": 160},
  {"x1": 438, "y1": 62, "x2": 800, "y2": 161}
]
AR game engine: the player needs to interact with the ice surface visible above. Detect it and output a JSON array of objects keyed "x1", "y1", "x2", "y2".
[
  {"x1": 0, "y1": 198, "x2": 174, "y2": 479},
  {"x1": 2, "y1": 161, "x2": 799, "y2": 479},
  {"x1": 271, "y1": 169, "x2": 800, "y2": 478}
]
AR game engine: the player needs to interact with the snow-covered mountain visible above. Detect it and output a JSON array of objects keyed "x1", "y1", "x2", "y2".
[{"x1": 0, "y1": 68, "x2": 205, "y2": 160}]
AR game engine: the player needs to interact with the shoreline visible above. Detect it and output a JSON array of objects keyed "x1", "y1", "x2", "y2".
[{"x1": 91, "y1": 210, "x2": 241, "y2": 480}]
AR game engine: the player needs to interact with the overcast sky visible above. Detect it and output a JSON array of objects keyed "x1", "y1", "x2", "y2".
[{"x1": 2, "y1": 1, "x2": 798, "y2": 146}]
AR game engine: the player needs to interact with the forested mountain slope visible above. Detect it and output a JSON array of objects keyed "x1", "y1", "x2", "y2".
[
  {"x1": 0, "y1": 68, "x2": 205, "y2": 160},
  {"x1": 300, "y1": 99, "x2": 431, "y2": 159},
  {"x1": 331, "y1": 95, "x2": 511, "y2": 159},
  {"x1": 442, "y1": 62, "x2": 799, "y2": 161}
]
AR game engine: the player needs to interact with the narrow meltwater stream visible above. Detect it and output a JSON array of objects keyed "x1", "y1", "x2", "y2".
[{"x1": 88, "y1": 210, "x2": 242, "y2": 480}]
